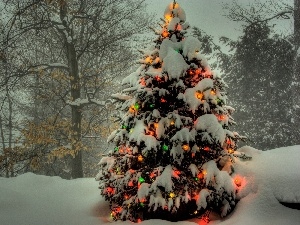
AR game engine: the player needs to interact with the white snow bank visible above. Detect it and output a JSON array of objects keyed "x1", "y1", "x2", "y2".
[{"x1": 0, "y1": 146, "x2": 299, "y2": 225}]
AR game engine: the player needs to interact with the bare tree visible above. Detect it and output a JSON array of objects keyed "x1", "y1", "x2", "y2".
[{"x1": 1, "y1": 0, "x2": 150, "y2": 178}]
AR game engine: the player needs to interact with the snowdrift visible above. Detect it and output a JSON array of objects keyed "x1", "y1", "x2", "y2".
[{"x1": 0, "y1": 145, "x2": 299, "y2": 225}]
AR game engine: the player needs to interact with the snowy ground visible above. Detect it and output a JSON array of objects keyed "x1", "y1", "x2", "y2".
[{"x1": 0, "y1": 146, "x2": 299, "y2": 225}]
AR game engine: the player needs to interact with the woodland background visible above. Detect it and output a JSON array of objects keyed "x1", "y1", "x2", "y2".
[{"x1": 0, "y1": 0, "x2": 299, "y2": 179}]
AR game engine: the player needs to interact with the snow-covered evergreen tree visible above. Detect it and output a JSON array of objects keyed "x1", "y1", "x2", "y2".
[{"x1": 96, "y1": 1, "x2": 250, "y2": 222}]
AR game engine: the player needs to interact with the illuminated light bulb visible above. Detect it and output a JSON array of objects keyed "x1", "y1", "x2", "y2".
[
  {"x1": 170, "y1": 120, "x2": 175, "y2": 125},
  {"x1": 148, "y1": 131, "x2": 155, "y2": 136},
  {"x1": 202, "y1": 170, "x2": 207, "y2": 175},
  {"x1": 155, "y1": 75, "x2": 161, "y2": 81},
  {"x1": 114, "y1": 147, "x2": 119, "y2": 151},
  {"x1": 128, "y1": 180, "x2": 134, "y2": 186},
  {"x1": 160, "y1": 98, "x2": 167, "y2": 103},
  {"x1": 210, "y1": 90, "x2": 216, "y2": 95},
  {"x1": 140, "y1": 78, "x2": 146, "y2": 86},
  {"x1": 106, "y1": 187, "x2": 114, "y2": 193},
  {"x1": 194, "y1": 210, "x2": 198, "y2": 215},
  {"x1": 169, "y1": 192, "x2": 176, "y2": 198},
  {"x1": 188, "y1": 69, "x2": 195, "y2": 75},
  {"x1": 191, "y1": 152, "x2": 195, "y2": 158},
  {"x1": 162, "y1": 145, "x2": 169, "y2": 151},
  {"x1": 124, "y1": 194, "x2": 129, "y2": 200},
  {"x1": 129, "y1": 106, "x2": 135, "y2": 113},
  {"x1": 228, "y1": 148, "x2": 234, "y2": 154},
  {"x1": 137, "y1": 155, "x2": 143, "y2": 162},
  {"x1": 195, "y1": 91, "x2": 204, "y2": 100},
  {"x1": 137, "y1": 218, "x2": 142, "y2": 223},
  {"x1": 194, "y1": 177, "x2": 198, "y2": 181},
  {"x1": 234, "y1": 177, "x2": 242, "y2": 187},
  {"x1": 140, "y1": 202, "x2": 144, "y2": 207},
  {"x1": 204, "y1": 146, "x2": 210, "y2": 151},
  {"x1": 134, "y1": 103, "x2": 140, "y2": 110},
  {"x1": 226, "y1": 139, "x2": 231, "y2": 145},
  {"x1": 182, "y1": 144, "x2": 190, "y2": 151},
  {"x1": 121, "y1": 125, "x2": 127, "y2": 129},
  {"x1": 138, "y1": 177, "x2": 145, "y2": 183},
  {"x1": 162, "y1": 30, "x2": 169, "y2": 38},
  {"x1": 149, "y1": 172, "x2": 155, "y2": 178},
  {"x1": 154, "y1": 123, "x2": 159, "y2": 128},
  {"x1": 145, "y1": 57, "x2": 152, "y2": 64},
  {"x1": 174, "y1": 170, "x2": 181, "y2": 175},
  {"x1": 126, "y1": 147, "x2": 132, "y2": 153},
  {"x1": 197, "y1": 173, "x2": 204, "y2": 179},
  {"x1": 129, "y1": 128, "x2": 133, "y2": 133},
  {"x1": 165, "y1": 14, "x2": 172, "y2": 22}
]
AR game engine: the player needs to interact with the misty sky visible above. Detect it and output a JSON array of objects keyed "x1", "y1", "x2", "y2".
[{"x1": 146, "y1": 0, "x2": 293, "y2": 40}]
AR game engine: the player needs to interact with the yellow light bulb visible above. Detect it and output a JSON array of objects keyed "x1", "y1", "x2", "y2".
[
  {"x1": 165, "y1": 14, "x2": 172, "y2": 22},
  {"x1": 169, "y1": 192, "x2": 176, "y2": 198}
]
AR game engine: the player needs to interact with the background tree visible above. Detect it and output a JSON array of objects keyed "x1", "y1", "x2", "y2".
[
  {"x1": 292, "y1": 0, "x2": 300, "y2": 144},
  {"x1": 192, "y1": 0, "x2": 295, "y2": 150},
  {"x1": 0, "y1": 0, "x2": 150, "y2": 178}
]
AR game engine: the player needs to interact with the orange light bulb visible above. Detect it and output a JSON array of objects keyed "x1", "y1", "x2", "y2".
[
  {"x1": 162, "y1": 30, "x2": 169, "y2": 38},
  {"x1": 182, "y1": 144, "x2": 190, "y2": 151},
  {"x1": 137, "y1": 155, "x2": 143, "y2": 162},
  {"x1": 234, "y1": 177, "x2": 242, "y2": 187},
  {"x1": 195, "y1": 91, "x2": 204, "y2": 100},
  {"x1": 145, "y1": 57, "x2": 152, "y2": 64},
  {"x1": 228, "y1": 148, "x2": 234, "y2": 154}
]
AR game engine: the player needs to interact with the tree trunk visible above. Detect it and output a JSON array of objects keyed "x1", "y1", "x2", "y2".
[
  {"x1": 293, "y1": 0, "x2": 300, "y2": 144},
  {"x1": 68, "y1": 39, "x2": 83, "y2": 179},
  {"x1": 6, "y1": 85, "x2": 14, "y2": 177},
  {"x1": 60, "y1": 2, "x2": 83, "y2": 178}
]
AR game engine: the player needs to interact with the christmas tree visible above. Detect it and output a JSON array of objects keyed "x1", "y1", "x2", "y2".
[{"x1": 96, "y1": 1, "x2": 250, "y2": 222}]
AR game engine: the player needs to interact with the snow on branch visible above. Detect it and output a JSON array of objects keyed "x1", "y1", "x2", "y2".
[
  {"x1": 66, "y1": 98, "x2": 111, "y2": 107},
  {"x1": 31, "y1": 63, "x2": 69, "y2": 71},
  {"x1": 111, "y1": 93, "x2": 132, "y2": 101}
]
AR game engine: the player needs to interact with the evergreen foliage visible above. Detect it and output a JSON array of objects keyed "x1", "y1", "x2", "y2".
[
  {"x1": 224, "y1": 23, "x2": 294, "y2": 150},
  {"x1": 97, "y1": 2, "x2": 250, "y2": 222}
]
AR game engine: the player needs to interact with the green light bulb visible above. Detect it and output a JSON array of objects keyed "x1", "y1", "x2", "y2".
[
  {"x1": 149, "y1": 104, "x2": 155, "y2": 108},
  {"x1": 114, "y1": 147, "x2": 119, "y2": 151},
  {"x1": 162, "y1": 145, "x2": 169, "y2": 151},
  {"x1": 139, "y1": 177, "x2": 145, "y2": 183},
  {"x1": 134, "y1": 103, "x2": 139, "y2": 110}
]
